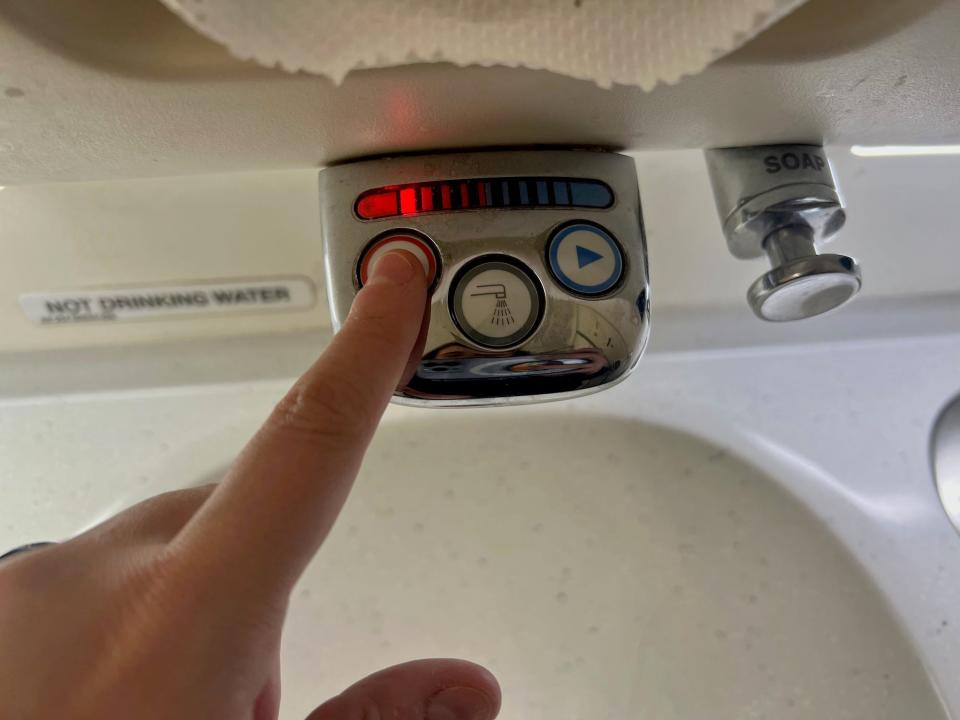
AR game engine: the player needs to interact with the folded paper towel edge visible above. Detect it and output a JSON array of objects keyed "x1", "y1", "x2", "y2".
[{"x1": 159, "y1": 0, "x2": 808, "y2": 91}]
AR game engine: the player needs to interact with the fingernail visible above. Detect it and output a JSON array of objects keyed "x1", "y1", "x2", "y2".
[
  {"x1": 369, "y1": 249, "x2": 419, "y2": 285},
  {"x1": 426, "y1": 687, "x2": 494, "y2": 720}
]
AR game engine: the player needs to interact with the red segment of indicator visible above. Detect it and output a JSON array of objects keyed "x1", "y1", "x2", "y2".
[
  {"x1": 441, "y1": 185, "x2": 452, "y2": 210},
  {"x1": 459, "y1": 182, "x2": 470, "y2": 208},
  {"x1": 477, "y1": 183, "x2": 487, "y2": 207},
  {"x1": 420, "y1": 186, "x2": 434, "y2": 212},
  {"x1": 358, "y1": 234, "x2": 439, "y2": 286},
  {"x1": 356, "y1": 190, "x2": 400, "y2": 219},
  {"x1": 399, "y1": 187, "x2": 418, "y2": 216}
]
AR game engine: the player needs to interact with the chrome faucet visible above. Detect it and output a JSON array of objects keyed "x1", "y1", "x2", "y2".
[
  {"x1": 319, "y1": 150, "x2": 650, "y2": 407},
  {"x1": 704, "y1": 145, "x2": 862, "y2": 321}
]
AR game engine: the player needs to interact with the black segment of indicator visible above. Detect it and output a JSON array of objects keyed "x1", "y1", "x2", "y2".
[
  {"x1": 467, "y1": 181, "x2": 480, "y2": 209},
  {"x1": 490, "y1": 180, "x2": 504, "y2": 208}
]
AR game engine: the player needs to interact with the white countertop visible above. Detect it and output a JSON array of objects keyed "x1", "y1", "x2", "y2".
[{"x1": 2, "y1": 327, "x2": 958, "y2": 717}]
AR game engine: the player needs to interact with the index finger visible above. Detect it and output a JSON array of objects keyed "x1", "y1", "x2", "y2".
[{"x1": 169, "y1": 250, "x2": 428, "y2": 600}]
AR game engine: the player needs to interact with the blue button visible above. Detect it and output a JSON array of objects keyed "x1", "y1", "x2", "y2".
[
  {"x1": 576, "y1": 245, "x2": 604, "y2": 268},
  {"x1": 548, "y1": 223, "x2": 623, "y2": 296}
]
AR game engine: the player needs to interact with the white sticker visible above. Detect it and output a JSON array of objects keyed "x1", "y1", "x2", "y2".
[{"x1": 20, "y1": 277, "x2": 316, "y2": 325}]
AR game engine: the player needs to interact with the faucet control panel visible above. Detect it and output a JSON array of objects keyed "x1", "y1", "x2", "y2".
[{"x1": 320, "y1": 150, "x2": 650, "y2": 407}]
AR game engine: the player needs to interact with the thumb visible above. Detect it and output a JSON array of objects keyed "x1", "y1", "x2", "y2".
[{"x1": 306, "y1": 659, "x2": 500, "y2": 720}]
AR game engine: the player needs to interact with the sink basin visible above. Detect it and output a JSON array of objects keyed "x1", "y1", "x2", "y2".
[
  {"x1": 48, "y1": 406, "x2": 946, "y2": 718},
  {"x1": 2, "y1": 342, "x2": 956, "y2": 719},
  {"x1": 280, "y1": 412, "x2": 945, "y2": 719}
]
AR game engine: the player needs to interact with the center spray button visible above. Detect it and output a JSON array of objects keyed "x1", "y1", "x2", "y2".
[{"x1": 451, "y1": 258, "x2": 543, "y2": 349}]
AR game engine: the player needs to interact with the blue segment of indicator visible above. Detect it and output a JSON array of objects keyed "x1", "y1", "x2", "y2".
[
  {"x1": 553, "y1": 181, "x2": 570, "y2": 205},
  {"x1": 569, "y1": 181, "x2": 613, "y2": 208},
  {"x1": 536, "y1": 181, "x2": 549, "y2": 205}
]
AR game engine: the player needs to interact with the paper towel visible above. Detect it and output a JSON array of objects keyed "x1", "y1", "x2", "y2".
[{"x1": 159, "y1": 0, "x2": 807, "y2": 90}]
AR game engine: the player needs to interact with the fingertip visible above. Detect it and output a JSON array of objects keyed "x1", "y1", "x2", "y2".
[
  {"x1": 458, "y1": 662, "x2": 502, "y2": 717},
  {"x1": 367, "y1": 248, "x2": 427, "y2": 287},
  {"x1": 427, "y1": 659, "x2": 502, "y2": 716},
  {"x1": 453, "y1": 660, "x2": 501, "y2": 700},
  {"x1": 426, "y1": 686, "x2": 494, "y2": 720},
  {"x1": 348, "y1": 248, "x2": 428, "y2": 327},
  {"x1": 306, "y1": 659, "x2": 501, "y2": 720}
]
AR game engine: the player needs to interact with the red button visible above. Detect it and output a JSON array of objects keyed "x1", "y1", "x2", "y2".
[{"x1": 358, "y1": 234, "x2": 439, "y2": 286}]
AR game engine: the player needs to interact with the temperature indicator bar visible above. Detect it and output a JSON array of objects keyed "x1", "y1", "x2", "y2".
[{"x1": 355, "y1": 177, "x2": 614, "y2": 220}]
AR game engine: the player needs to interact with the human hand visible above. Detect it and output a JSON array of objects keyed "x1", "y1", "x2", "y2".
[{"x1": 0, "y1": 250, "x2": 500, "y2": 720}]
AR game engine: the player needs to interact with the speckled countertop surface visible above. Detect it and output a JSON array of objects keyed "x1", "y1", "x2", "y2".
[{"x1": 3, "y1": 331, "x2": 958, "y2": 719}]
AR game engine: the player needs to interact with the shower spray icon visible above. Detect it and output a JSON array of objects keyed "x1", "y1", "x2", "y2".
[{"x1": 470, "y1": 283, "x2": 515, "y2": 327}]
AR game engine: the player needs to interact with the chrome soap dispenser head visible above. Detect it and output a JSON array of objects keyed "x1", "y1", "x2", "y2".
[{"x1": 704, "y1": 145, "x2": 862, "y2": 321}]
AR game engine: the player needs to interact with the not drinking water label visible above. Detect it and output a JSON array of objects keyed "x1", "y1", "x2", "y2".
[{"x1": 19, "y1": 277, "x2": 316, "y2": 325}]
